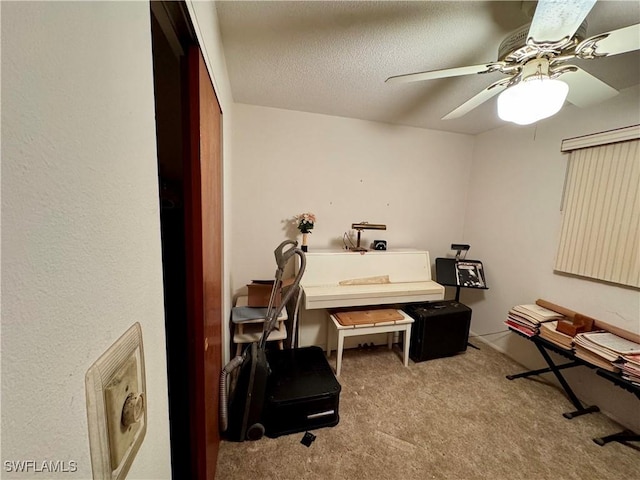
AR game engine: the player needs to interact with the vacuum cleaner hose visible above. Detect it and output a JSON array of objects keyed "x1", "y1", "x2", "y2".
[{"x1": 219, "y1": 355, "x2": 245, "y2": 432}]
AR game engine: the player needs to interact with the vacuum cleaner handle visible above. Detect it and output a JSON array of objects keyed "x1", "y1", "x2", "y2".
[
  {"x1": 274, "y1": 239, "x2": 298, "y2": 272},
  {"x1": 259, "y1": 247, "x2": 306, "y2": 350},
  {"x1": 264, "y1": 240, "x2": 298, "y2": 315}
]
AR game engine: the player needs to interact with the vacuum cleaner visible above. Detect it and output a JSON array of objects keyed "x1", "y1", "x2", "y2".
[{"x1": 220, "y1": 240, "x2": 307, "y2": 441}]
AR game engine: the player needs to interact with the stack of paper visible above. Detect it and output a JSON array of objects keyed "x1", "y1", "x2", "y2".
[
  {"x1": 539, "y1": 321, "x2": 574, "y2": 350},
  {"x1": 506, "y1": 304, "x2": 565, "y2": 337},
  {"x1": 574, "y1": 332, "x2": 640, "y2": 372},
  {"x1": 618, "y1": 354, "x2": 640, "y2": 386}
]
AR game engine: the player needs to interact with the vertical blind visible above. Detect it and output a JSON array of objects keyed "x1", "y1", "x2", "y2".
[{"x1": 555, "y1": 138, "x2": 639, "y2": 288}]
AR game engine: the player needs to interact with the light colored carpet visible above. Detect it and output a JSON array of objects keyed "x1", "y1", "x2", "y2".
[{"x1": 215, "y1": 343, "x2": 640, "y2": 479}]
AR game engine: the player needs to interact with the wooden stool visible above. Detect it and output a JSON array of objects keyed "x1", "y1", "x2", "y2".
[{"x1": 232, "y1": 295, "x2": 288, "y2": 356}]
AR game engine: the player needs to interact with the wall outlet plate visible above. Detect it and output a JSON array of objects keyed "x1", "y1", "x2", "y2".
[{"x1": 86, "y1": 323, "x2": 146, "y2": 480}]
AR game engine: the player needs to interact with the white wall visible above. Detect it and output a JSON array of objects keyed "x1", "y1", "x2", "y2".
[
  {"x1": 2, "y1": 2, "x2": 171, "y2": 478},
  {"x1": 465, "y1": 85, "x2": 640, "y2": 430},
  {"x1": 230, "y1": 104, "x2": 475, "y2": 344}
]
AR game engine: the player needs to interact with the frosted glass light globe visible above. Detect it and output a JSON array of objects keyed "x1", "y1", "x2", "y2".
[{"x1": 498, "y1": 77, "x2": 569, "y2": 125}]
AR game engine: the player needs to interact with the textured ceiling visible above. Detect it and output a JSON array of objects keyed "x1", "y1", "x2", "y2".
[{"x1": 216, "y1": 1, "x2": 640, "y2": 135}]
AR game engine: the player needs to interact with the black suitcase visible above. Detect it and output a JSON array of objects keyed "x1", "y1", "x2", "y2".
[
  {"x1": 263, "y1": 346, "x2": 341, "y2": 438},
  {"x1": 226, "y1": 342, "x2": 270, "y2": 441},
  {"x1": 404, "y1": 301, "x2": 472, "y2": 362}
]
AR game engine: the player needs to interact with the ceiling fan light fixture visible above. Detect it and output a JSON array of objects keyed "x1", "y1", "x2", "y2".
[{"x1": 497, "y1": 76, "x2": 569, "y2": 125}]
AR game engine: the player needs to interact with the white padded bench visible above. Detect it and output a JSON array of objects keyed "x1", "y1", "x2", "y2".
[{"x1": 326, "y1": 310, "x2": 414, "y2": 377}]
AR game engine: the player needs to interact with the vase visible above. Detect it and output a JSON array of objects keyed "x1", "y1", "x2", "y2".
[{"x1": 301, "y1": 232, "x2": 309, "y2": 252}]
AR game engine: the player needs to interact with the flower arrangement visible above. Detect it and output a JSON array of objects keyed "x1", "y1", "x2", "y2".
[{"x1": 294, "y1": 212, "x2": 316, "y2": 234}]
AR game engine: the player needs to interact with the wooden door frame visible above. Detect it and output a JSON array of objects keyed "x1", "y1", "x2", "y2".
[{"x1": 150, "y1": 2, "x2": 224, "y2": 478}]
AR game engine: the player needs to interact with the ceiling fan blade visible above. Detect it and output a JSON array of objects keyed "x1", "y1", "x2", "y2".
[
  {"x1": 528, "y1": 0, "x2": 596, "y2": 43},
  {"x1": 561, "y1": 67, "x2": 618, "y2": 108},
  {"x1": 442, "y1": 79, "x2": 510, "y2": 120},
  {"x1": 385, "y1": 62, "x2": 505, "y2": 84},
  {"x1": 576, "y1": 24, "x2": 640, "y2": 58}
]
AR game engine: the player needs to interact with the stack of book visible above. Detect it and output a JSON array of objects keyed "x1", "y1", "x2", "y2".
[
  {"x1": 539, "y1": 320, "x2": 574, "y2": 350},
  {"x1": 573, "y1": 331, "x2": 640, "y2": 372},
  {"x1": 617, "y1": 354, "x2": 640, "y2": 386},
  {"x1": 505, "y1": 304, "x2": 565, "y2": 337}
]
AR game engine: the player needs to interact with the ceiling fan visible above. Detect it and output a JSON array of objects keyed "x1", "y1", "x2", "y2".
[{"x1": 386, "y1": 0, "x2": 640, "y2": 125}]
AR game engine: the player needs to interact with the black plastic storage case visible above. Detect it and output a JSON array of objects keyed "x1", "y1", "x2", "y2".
[
  {"x1": 403, "y1": 301, "x2": 472, "y2": 362},
  {"x1": 264, "y1": 346, "x2": 341, "y2": 438}
]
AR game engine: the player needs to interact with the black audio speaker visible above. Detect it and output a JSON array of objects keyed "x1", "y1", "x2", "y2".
[{"x1": 403, "y1": 301, "x2": 472, "y2": 362}]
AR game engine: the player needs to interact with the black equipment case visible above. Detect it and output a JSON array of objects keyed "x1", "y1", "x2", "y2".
[
  {"x1": 403, "y1": 301, "x2": 472, "y2": 362},
  {"x1": 264, "y1": 346, "x2": 341, "y2": 438}
]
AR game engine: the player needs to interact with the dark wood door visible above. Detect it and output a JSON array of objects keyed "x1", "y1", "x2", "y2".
[{"x1": 185, "y1": 45, "x2": 223, "y2": 479}]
